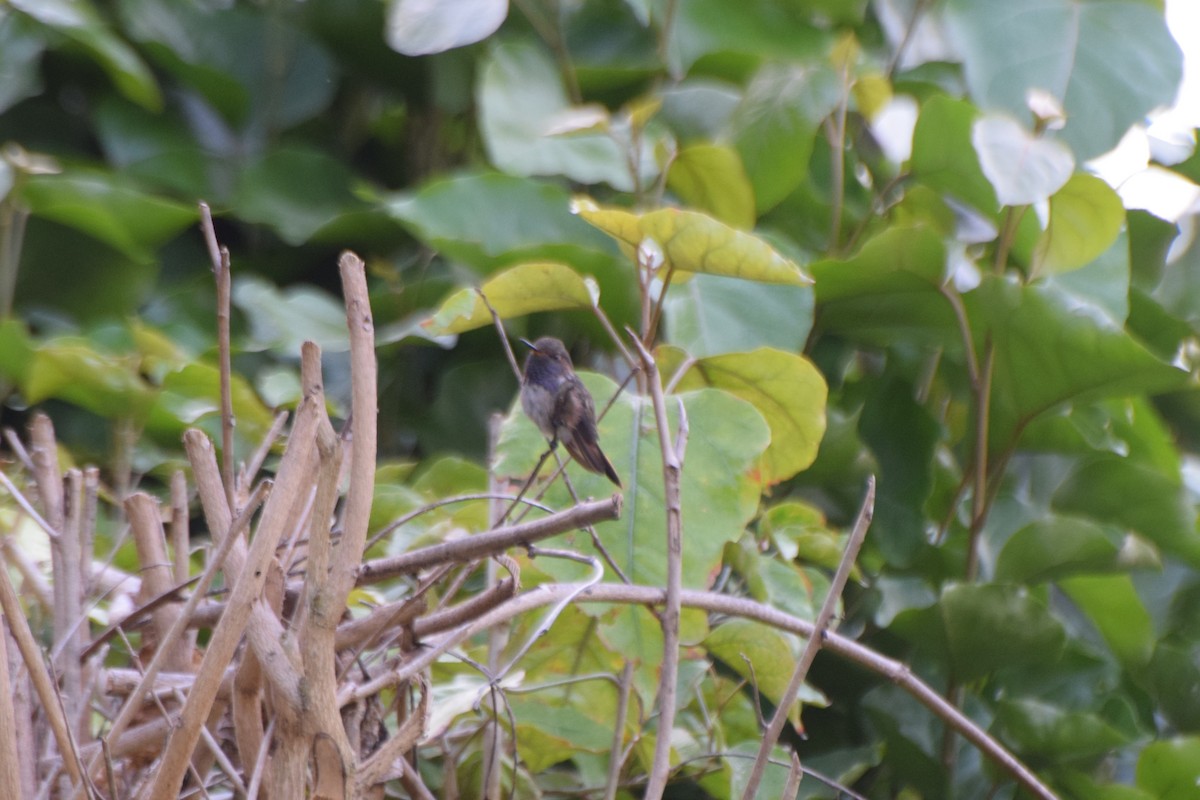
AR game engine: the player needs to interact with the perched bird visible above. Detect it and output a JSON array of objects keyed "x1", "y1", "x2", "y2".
[{"x1": 520, "y1": 336, "x2": 622, "y2": 487}]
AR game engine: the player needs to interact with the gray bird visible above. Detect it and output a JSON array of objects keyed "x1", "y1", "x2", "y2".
[{"x1": 520, "y1": 337, "x2": 622, "y2": 487}]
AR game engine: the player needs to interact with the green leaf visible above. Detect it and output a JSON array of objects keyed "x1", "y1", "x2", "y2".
[
  {"x1": 1034, "y1": 173, "x2": 1125, "y2": 275},
  {"x1": 811, "y1": 225, "x2": 956, "y2": 346},
  {"x1": 662, "y1": 273, "x2": 814, "y2": 359},
  {"x1": 384, "y1": 0, "x2": 507, "y2": 56},
  {"x1": 18, "y1": 170, "x2": 196, "y2": 262},
  {"x1": 667, "y1": 143, "x2": 756, "y2": 229},
  {"x1": 24, "y1": 337, "x2": 156, "y2": 419},
  {"x1": 705, "y1": 619, "x2": 827, "y2": 729},
  {"x1": 573, "y1": 199, "x2": 811, "y2": 285},
  {"x1": 1059, "y1": 574, "x2": 1154, "y2": 668},
  {"x1": 994, "y1": 698, "x2": 1131, "y2": 764},
  {"x1": 995, "y1": 517, "x2": 1144, "y2": 584},
  {"x1": 510, "y1": 696, "x2": 615, "y2": 772},
  {"x1": 910, "y1": 95, "x2": 998, "y2": 216},
  {"x1": 729, "y1": 61, "x2": 840, "y2": 213},
  {"x1": 970, "y1": 276, "x2": 1188, "y2": 448},
  {"x1": 972, "y1": 114, "x2": 1074, "y2": 207},
  {"x1": 232, "y1": 276, "x2": 350, "y2": 355},
  {"x1": 94, "y1": 97, "x2": 213, "y2": 197},
  {"x1": 1042, "y1": 230, "x2": 1131, "y2": 327},
  {"x1": 0, "y1": 13, "x2": 45, "y2": 114},
  {"x1": 940, "y1": 583, "x2": 1066, "y2": 682},
  {"x1": 477, "y1": 40, "x2": 657, "y2": 191},
  {"x1": 232, "y1": 149, "x2": 368, "y2": 245},
  {"x1": 1053, "y1": 456, "x2": 1200, "y2": 566},
  {"x1": 1059, "y1": 772, "x2": 1157, "y2": 800},
  {"x1": 118, "y1": 0, "x2": 335, "y2": 128},
  {"x1": 424, "y1": 262, "x2": 599, "y2": 335},
  {"x1": 13, "y1": 0, "x2": 161, "y2": 111},
  {"x1": 0, "y1": 319, "x2": 36, "y2": 386},
  {"x1": 670, "y1": 348, "x2": 827, "y2": 484},
  {"x1": 1152, "y1": 216, "x2": 1200, "y2": 334},
  {"x1": 146, "y1": 362, "x2": 276, "y2": 445},
  {"x1": 387, "y1": 172, "x2": 615, "y2": 272},
  {"x1": 858, "y1": 374, "x2": 940, "y2": 566},
  {"x1": 659, "y1": 80, "x2": 741, "y2": 142},
  {"x1": 1137, "y1": 738, "x2": 1200, "y2": 800},
  {"x1": 726, "y1": 536, "x2": 822, "y2": 621},
  {"x1": 945, "y1": 0, "x2": 1183, "y2": 160},
  {"x1": 663, "y1": 0, "x2": 826, "y2": 77},
  {"x1": 1144, "y1": 644, "x2": 1200, "y2": 733}
]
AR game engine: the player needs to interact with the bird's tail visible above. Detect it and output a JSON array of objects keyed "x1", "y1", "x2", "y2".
[{"x1": 565, "y1": 438, "x2": 622, "y2": 488}]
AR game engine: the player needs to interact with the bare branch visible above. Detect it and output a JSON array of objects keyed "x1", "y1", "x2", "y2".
[
  {"x1": 0, "y1": 545, "x2": 87, "y2": 789},
  {"x1": 142, "y1": 391, "x2": 321, "y2": 799},
  {"x1": 199, "y1": 202, "x2": 236, "y2": 512},
  {"x1": 626, "y1": 331, "x2": 685, "y2": 800},
  {"x1": 0, "y1": 620, "x2": 25, "y2": 799},
  {"x1": 357, "y1": 495, "x2": 622, "y2": 583},
  {"x1": 741, "y1": 476, "x2": 875, "y2": 798},
  {"x1": 328, "y1": 251, "x2": 379, "y2": 603},
  {"x1": 87, "y1": 482, "x2": 267, "y2": 786}
]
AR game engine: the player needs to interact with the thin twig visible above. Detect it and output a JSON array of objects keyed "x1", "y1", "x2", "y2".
[
  {"x1": 87, "y1": 483, "x2": 268, "y2": 787},
  {"x1": 938, "y1": 284, "x2": 981, "y2": 390},
  {"x1": 663, "y1": 355, "x2": 697, "y2": 396},
  {"x1": 645, "y1": 263, "x2": 676, "y2": 348},
  {"x1": 741, "y1": 476, "x2": 875, "y2": 798},
  {"x1": 626, "y1": 330, "x2": 686, "y2": 800},
  {"x1": 592, "y1": 303, "x2": 639, "y2": 373},
  {"x1": 885, "y1": 0, "x2": 932, "y2": 77},
  {"x1": 200, "y1": 203, "x2": 236, "y2": 513},
  {"x1": 357, "y1": 496, "x2": 622, "y2": 583},
  {"x1": 240, "y1": 410, "x2": 289, "y2": 490},
  {"x1": 0, "y1": 548, "x2": 88, "y2": 790},
  {"x1": 478, "y1": 287, "x2": 522, "y2": 382},
  {"x1": 603, "y1": 661, "x2": 635, "y2": 800},
  {"x1": 365, "y1": 493, "x2": 556, "y2": 552},
  {"x1": 495, "y1": 548, "x2": 602, "y2": 680},
  {"x1": 0, "y1": 470, "x2": 61, "y2": 540},
  {"x1": 782, "y1": 752, "x2": 804, "y2": 799}
]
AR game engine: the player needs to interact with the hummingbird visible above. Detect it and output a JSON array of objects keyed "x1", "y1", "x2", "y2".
[{"x1": 520, "y1": 337, "x2": 622, "y2": 487}]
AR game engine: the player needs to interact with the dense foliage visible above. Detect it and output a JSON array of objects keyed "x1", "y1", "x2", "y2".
[{"x1": 2, "y1": 0, "x2": 1200, "y2": 797}]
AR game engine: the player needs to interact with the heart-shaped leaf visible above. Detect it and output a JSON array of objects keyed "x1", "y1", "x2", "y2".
[
  {"x1": 972, "y1": 114, "x2": 1074, "y2": 207},
  {"x1": 424, "y1": 262, "x2": 600, "y2": 335},
  {"x1": 667, "y1": 347, "x2": 827, "y2": 484},
  {"x1": 573, "y1": 199, "x2": 811, "y2": 285},
  {"x1": 1034, "y1": 173, "x2": 1125, "y2": 275},
  {"x1": 385, "y1": 0, "x2": 508, "y2": 56}
]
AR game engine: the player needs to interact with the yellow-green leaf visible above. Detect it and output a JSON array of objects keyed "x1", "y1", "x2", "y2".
[
  {"x1": 669, "y1": 348, "x2": 827, "y2": 484},
  {"x1": 667, "y1": 143, "x2": 756, "y2": 229},
  {"x1": 1034, "y1": 172, "x2": 1125, "y2": 275},
  {"x1": 26, "y1": 338, "x2": 156, "y2": 419},
  {"x1": 572, "y1": 198, "x2": 812, "y2": 285},
  {"x1": 423, "y1": 262, "x2": 599, "y2": 335},
  {"x1": 704, "y1": 619, "x2": 828, "y2": 729}
]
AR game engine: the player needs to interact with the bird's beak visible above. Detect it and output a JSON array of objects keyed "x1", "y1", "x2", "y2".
[{"x1": 519, "y1": 338, "x2": 537, "y2": 351}]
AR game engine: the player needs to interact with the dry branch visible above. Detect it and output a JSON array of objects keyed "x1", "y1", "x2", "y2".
[
  {"x1": 741, "y1": 476, "x2": 875, "y2": 797},
  {"x1": 142, "y1": 393, "x2": 320, "y2": 799},
  {"x1": 357, "y1": 494, "x2": 622, "y2": 582},
  {"x1": 0, "y1": 628, "x2": 23, "y2": 798},
  {"x1": 627, "y1": 332, "x2": 686, "y2": 800}
]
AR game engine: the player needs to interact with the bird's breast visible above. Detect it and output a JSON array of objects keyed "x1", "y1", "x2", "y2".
[{"x1": 521, "y1": 381, "x2": 558, "y2": 438}]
